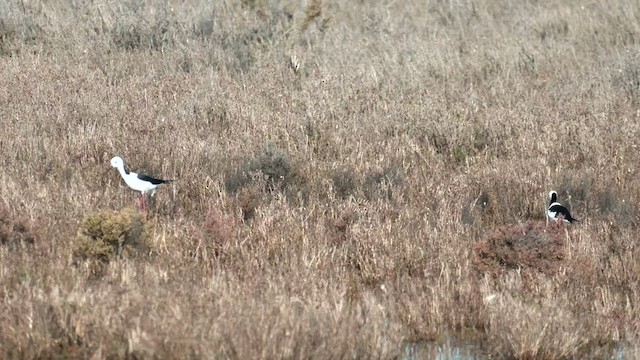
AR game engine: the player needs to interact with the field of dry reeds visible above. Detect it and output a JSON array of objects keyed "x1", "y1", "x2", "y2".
[{"x1": 1, "y1": 0, "x2": 640, "y2": 358}]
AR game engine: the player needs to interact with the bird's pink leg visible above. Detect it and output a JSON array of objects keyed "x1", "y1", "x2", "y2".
[
  {"x1": 142, "y1": 194, "x2": 147, "y2": 215},
  {"x1": 142, "y1": 193, "x2": 149, "y2": 218}
]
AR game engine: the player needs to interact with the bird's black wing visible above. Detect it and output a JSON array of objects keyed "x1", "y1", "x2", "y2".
[
  {"x1": 137, "y1": 173, "x2": 171, "y2": 185},
  {"x1": 549, "y1": 204, "x2": 577, "y2": 223}
]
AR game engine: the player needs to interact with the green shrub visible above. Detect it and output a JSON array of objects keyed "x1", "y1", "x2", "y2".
[{"x1": 73, "y1": 208, "x2": 150, "y2": 265}]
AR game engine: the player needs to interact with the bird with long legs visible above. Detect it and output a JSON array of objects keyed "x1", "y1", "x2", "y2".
[
  {"x1": 110, "y1": 156, "x2": 172, "y2": 215},
  {"x1": 547, "y1": 190, "x2": 579, "y2": 223}
]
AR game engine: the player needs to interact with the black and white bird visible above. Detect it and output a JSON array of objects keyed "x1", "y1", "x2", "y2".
[
  {"x1": 110, "y1": 156, "x2": 172, "y2": 213},
  {"x1": 547, "y1": 190, "x2": 579, "y2": 223}
]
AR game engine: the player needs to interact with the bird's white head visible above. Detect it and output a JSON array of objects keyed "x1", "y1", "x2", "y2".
[
  {"x1": 111, "y1": 156, "x2": 125, "y2": 169},
  {"x1": 549, "y1": 190, "x2": 557, "y2": 199}
]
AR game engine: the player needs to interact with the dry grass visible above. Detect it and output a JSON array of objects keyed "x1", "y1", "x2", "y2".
[{"x1": 0, "y1": 0, "x2": 639, "y2": 358}]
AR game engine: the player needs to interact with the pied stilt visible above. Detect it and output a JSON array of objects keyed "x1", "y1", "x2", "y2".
[
  {"x1": 547, "y1": 190, "x2": 579, "y2": 223},
  {"x1": 110, "y1": 156, "x2": 172, "y2": 213}
]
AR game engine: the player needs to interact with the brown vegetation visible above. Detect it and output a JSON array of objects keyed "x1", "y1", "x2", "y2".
[
  {"x1": 1, "y1": 0, "x2": 639, "y2": 358},
  {"x1": 472, "y1": 220, "x2": 567, "y2": 279}
]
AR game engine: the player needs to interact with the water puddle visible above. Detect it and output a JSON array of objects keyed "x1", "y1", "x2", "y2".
[
  {"x1": 401, "y1": 338, "x2": 634, "y2": 360},
  {"x1": 401, "y1": 337, "x2": 485, "y2": 360},
  {"x1": 612, "y1": 343, "x2": 638, "y2": 359}
]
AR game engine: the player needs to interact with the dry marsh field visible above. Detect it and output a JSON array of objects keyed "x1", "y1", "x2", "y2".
[{"x1": 1, "y1": 0, "x2": 640, "y2": 358}]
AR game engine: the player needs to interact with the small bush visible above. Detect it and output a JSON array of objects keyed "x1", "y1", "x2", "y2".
[
  {"x1": 254, "y1": 146, "x2": 295, "y2": 189},
  {"x1": 0, "y1": 25, "x2": 17, "y2": 56},
  {"x1": 225, "y1": 145, "x2": 304, "y2": 195},
  {"x1": 327, "y1": 208, "x2": 358, "y2": 246},
  {"x1": 615, "y1": 52, "x2": 640, "y2": 104},
  {"x1": 112, "y1": 23, "x2": 143, "y2": 51},
  {"x1": 594, "y1": 189, "x2": 637, "y2": 228},
  {"x1": 301, "y1": 0, "x2": 324, "y2": 32},
  {"x1": 364, "y1": 164, "x2": 404, "y2": 201},
  {"x1": 73, "y1": 208, "x2": 150, "y2": 265},
  {"x1": 236, "y1": 186, "x2": 262, "y2": 221},
  {"x1": 472, "y1": 221, "x2": 566, "y2": 278},
  {"x1": 331, "y1": 168, "x2": 357, "y2": 199},
  {"x1": 427, "y1": 130, "x2": 449, "y2": 156},
  {"x1": 197, "y1": 209, "x2": 237, "y2": 262},
  {"x1": 0, "y1": 204, "x2": 36, "y2": 249},
  {"x1": 111, "y1": 15, "x2": 178, "y2": 52},
  {"x1": 0, "y1": 15, "x2": 44, "y2": 56}
]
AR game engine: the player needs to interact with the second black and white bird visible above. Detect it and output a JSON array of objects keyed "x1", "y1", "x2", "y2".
[{"x1": 547, "y1": 190, "x2": 579, "y2": 223}]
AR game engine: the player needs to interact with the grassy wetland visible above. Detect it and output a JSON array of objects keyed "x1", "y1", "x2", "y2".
[{"x1": 1, "y1": 0, "x2": 640, "y2": 358}]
